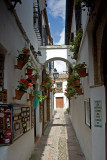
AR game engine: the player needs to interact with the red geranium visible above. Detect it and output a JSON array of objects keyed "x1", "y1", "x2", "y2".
[
  {"x1": 28, "y1": 83, "x2": 33, "y2": 86},
  {"x1": 23, "y1": 48, "x2": 30, "y2": 54},
  {"x1": 20, "y1": 78, "x2": 26, "y2": 83},
  {"x1": 28, "y1": 75, "x2": 34, "y2": 79}
]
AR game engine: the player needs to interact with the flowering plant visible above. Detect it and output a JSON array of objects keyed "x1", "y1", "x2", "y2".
[
  {"x1": 17, "y1": 79, "x2": 27, "y2": 92},
  {"x1": 65, "y1": 86, "x2": 77, "y2": 98},
  {"x1": 40, "y1": 74, "x2": 54, "y2": 89},
  {"x1": 17, "y1": 78, "x2": 33, "y2": 92},
  {"x1": 45, "y1": 74, "x2": 54, "y2": 88},
  {"x1": 33, "y1": 72, "x2": 39, "y2": 79},
  {"x1": 40, "y1": 81, "x2": 47, "y2": 88},
  {"x1": 67, "y1": 73, "x2": 80, "y2": 85},
  {"x1": 28, "y1": 72, "x2": 39, "y2": 80},
  {"x1": 22, "y1": 48, "x2": 30, "y2": 54},
  {"x1": 17, "y1": 48, "x2": 30, "y2": 61}
]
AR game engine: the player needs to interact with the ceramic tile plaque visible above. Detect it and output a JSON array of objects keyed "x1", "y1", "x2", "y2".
[{"x1": 94, "y1": 100, "x2": 102, "y2": 127}]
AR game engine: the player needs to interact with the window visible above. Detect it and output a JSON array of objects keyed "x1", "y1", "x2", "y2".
[{"x1": 56, "y1": 82, "x2": 63, "y2": 93}]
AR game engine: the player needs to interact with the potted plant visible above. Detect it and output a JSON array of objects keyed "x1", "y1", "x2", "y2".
[
  {"x1": 28, "y1": 71, "x2": 39, "y2": 84},
  {"x1": 15, "y1": 79, "x2": 27, "y2": 100},
  {"x1": 67, "y1": 73, "x2": 80, "y2": 86},
  {"x1": 45, "y1": 74, "x2": 54, "y2": 88},
  {"x1": 40, "y1": 81, "x2": 47, "y2": 91},
  {"x1": 73, "y1": 74, "x2": 80, "y2": 86},
  {"x1": 16, "y1": 48, "x2": 30, "y2": 69},
  {"x1": 73, "y1": 62, "x2": 87, "y2": 77},
  {"x1": 26, "y1": 64, "x2": 34, "y2": 75},
  {"x1": 65, "y1": 86, "x2": 77, "y2": 98},
  {"x1": 77, "y1": 88, "x2": 83, "y2": 95}
]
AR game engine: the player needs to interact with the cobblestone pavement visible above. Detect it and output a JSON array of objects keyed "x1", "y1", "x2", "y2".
[{"x1": 32, "y1": 109, "x2": 86, "y2": 160}]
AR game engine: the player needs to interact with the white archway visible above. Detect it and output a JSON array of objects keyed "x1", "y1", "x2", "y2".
[
  {"x1": 38, "y1": 45, "x2": 75, "y2": 67},
  {"x1": 44, "y1": 57, "x2": 73, "y2": 67}
]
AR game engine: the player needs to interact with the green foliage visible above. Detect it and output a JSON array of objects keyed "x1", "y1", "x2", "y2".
[
  {"x1": 33, "y1": 72, "x2": 39, "y2": 79},
  {"x1": 33, "y1": 92, "x2": 47, "y2": 101},
  {"x1": 17, "y1": 81, "x2": 27, "y2": 92},
  {"x1": 66, "y1": 108, "x2": 69, "y2": 113},
  {"x1": 17, "y1": 48, "x2": 30, "y2": 61},
  {"x1": 67, "y1": 74, "x2": 80, "y2": 85},
  {"x1": 73, "y1": 62, "x2": 87, "y2": 71},
  {"x1": 70, "y1": 28, "x2": 83, "y2": 55},
  {"x1": 29, "y1": 154, "x2": 35, "y2": 160},
  {"x1": 40, "y1": 74, "x2": 54, "y2": 89},
  {"x1": 65, "y1": 86, "x2": 77, "y2": 98},
  {"x1": 17, "y1": 53, "x2": 29, "y2": 61},
  {"x1": 26, "y1": 63, "x2": 34, "y2": 69}
]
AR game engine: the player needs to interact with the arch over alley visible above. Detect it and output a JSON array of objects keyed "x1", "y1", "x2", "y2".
[{"x1": 38, "y1": 45, "x2": 76, "y2": 67}]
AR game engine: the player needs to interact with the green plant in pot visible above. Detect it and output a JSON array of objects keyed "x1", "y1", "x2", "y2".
[
  {"x1": 16, "y1": 48, "x2": 30, "y2": 69},
  {"x1": 17, "y1": 79, "x2": 27, "y2": 93},
  {"x1": 73, "y1": 62, "x2": 87, "y2": 77},
  {"x1": 15, "y1": 78, "x2": 27, "y2": 100}
]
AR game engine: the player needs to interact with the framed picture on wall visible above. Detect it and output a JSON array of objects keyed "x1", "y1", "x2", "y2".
[{"x1": 84, "y1": 98, "x2": 91, "y2": 128}]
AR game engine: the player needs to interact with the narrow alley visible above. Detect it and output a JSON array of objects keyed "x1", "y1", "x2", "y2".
[{"x1": 31, "y1": 109, "x2": 85, "y2": 160}]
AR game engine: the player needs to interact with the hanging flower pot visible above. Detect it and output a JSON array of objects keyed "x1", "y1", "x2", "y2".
[
  {"x1": 17, "y1": 59, "x2": 26, "y2": 69},
  {"x1": 78, "y1": 68, "x2": 87, "y2": 77},
  {"x1": 26, "y1": 68, "x2": 33, "y2": 75},
  {"x1": 77, "y1": 88, "x2": 83, "y2": 95},
  {"x1": 74, "y1": 79, "x2": 80, "y2": 86},
  {"x1": 71, "y1": 82, "x2": 75, "y2": 87},
  {"x1": 15, "y1": 89, "x2": 25, "y2": 100},
  {"x1": 16, "y1": 55, "x2": 30, "y2": 69}
]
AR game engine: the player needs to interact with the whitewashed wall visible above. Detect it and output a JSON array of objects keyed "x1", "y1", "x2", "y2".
[
  {"x1": 0, "y1": 1, "x2": 42, "y2": 160},
  {"x1": 69, "y1": 4, "x2": 106, "y2": 160},
  {"x1": 38, "y1": 45, "x2": 75, "y2": 66}
]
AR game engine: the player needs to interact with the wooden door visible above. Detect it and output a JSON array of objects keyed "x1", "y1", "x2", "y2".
[{"x1": 56, "y1": 97, "x2": 64, "y2": 108}]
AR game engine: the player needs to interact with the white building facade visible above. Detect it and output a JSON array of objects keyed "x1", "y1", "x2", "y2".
[
  {"x1": 0, "y1": 0, "x2": 53, "y2": 160},
  {"x1": 65, "y1": 0, "x2": 107, "y2": 160},
  {"x1": 54, "y1": 74, "x2": 69, "y2": 110}
]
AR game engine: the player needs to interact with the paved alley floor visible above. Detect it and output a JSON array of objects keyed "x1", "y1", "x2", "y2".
[{"x1": 32, "y1": 109, "x2": 86, "y2": 160}]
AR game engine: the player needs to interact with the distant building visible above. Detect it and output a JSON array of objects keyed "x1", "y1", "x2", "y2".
[{"x1": 54, "y1": 73, "x2": 69, "y2": 110}]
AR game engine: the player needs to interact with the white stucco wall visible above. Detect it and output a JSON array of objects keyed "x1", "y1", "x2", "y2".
[
  {"x1": 69, "y1": 4, "x2": 106, "y2": 160},
  {"x1": 0, "y1": 1, "x2": 42, "y2": 160},
  {"x1": 90, "y1": 86, "x2": 106, "y2": 160},
  {"x1": 38, "y1": 45, "x2": 75, "y2": 67}
]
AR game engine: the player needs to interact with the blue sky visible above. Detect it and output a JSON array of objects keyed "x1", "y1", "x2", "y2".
[
  {"x1": 47, "y1": 0, "x2": 66, "y2": 45},
  {"x1": 46, "y1": 0, "x2": 66, "y2": 73}
]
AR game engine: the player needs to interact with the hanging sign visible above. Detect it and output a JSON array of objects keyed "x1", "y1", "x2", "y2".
[{"x1": 94, "y1": 100, "x2": 102, "y2": 127}]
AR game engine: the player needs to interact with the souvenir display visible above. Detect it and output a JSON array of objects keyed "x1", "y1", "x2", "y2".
[{"x1": 0, "y1": 104, "x2": 30, "y2": 144}]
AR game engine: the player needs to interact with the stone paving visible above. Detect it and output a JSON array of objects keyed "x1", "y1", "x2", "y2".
[{"x1": 31, "y1": 109, "x2": 86, "y2": 160}]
